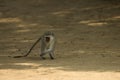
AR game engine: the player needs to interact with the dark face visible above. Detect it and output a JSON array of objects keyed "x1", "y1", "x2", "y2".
[{"x1": 45, "y1": 37, "x2": 50, "y2": 42}]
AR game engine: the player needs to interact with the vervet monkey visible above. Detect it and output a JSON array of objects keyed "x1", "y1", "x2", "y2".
[
  {"x1": 13, "y1": 31, "x2": 56, "y2": 60},
  {"x1": 40, "y1": 31, "x2": 55, "y2": 59}
]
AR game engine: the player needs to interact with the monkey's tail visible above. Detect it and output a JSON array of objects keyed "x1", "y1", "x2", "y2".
[{"x1": 13, "y1": 37, "x2": 41, "y2": 58}]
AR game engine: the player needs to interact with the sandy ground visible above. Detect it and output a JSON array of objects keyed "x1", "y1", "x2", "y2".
[{"x1": 0, "y1": 0, "x2": 120, "y2": 80}]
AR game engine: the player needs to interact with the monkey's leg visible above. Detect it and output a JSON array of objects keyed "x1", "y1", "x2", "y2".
[
  {"x1": 40, "y1": 53, "x2": 47, "y2": 60},
  {"x1": 49, "y1": 52, "x2": 54, "y2": 60}
]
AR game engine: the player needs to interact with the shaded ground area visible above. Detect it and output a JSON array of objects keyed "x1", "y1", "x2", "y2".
[{"x1": 0, "y1": 0, "x2": 120, "y2": 80}]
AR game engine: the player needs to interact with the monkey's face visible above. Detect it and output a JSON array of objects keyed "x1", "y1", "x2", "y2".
[{"x1": 45, "y1": 36, "x2": 50, "y2": 42}]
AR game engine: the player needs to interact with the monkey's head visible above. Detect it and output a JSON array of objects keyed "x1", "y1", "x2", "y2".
[{"x1": 44, "y1": 31, "x2": 54, "y2": 42}]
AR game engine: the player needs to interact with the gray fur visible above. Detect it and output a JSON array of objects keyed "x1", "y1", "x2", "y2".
[{"x1": 40, "y1": 31, "x2": 55, "y2": 59}]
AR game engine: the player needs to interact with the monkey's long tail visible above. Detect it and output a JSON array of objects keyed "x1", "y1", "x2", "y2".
[{"x1": 13, "y1": 37, "x2": 41, "y2": 58}]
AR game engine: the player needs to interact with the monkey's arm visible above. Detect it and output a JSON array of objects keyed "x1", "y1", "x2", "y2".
[
  {"x1": 43, "y1": 48, "x2": 53, "y2": 53},
  {"x1": 43, "y1": 40, "x2": 55, "y2": 53}
]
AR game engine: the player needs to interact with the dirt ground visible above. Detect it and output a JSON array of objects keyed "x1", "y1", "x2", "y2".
[{"x1": 0, "y1": 0, "x2": 120, "y2": 80}]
